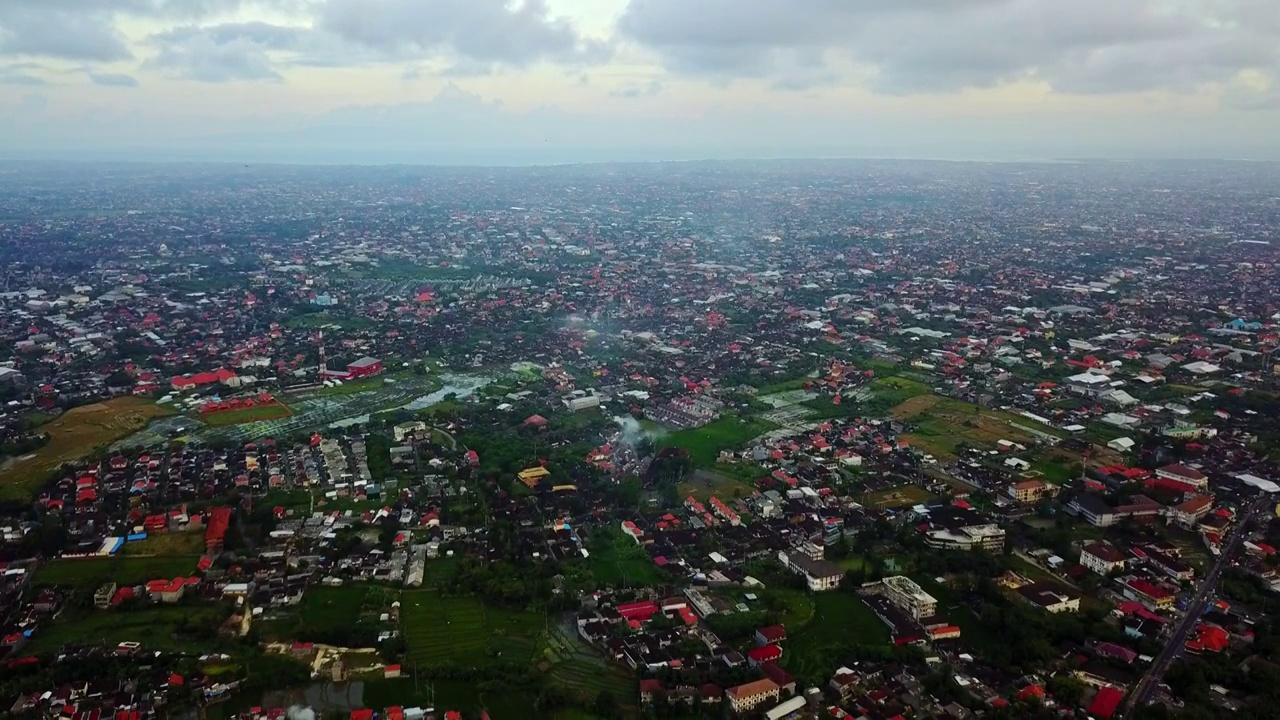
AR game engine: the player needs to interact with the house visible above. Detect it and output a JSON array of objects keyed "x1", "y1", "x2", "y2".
[
  {"x1": 881, "y1": 576, "x2": 937, "y2": 620},
  {"x1": 746, "y1": 644, "x2": 783, "y2": 667},
  {"x1": 755, "y1": 625, "x2": 787, "y2": 646},
  {"x1": 724, "y1": 678, "x2": 781, "y2": 714},
  {"x1": 639, "y1": 679, "x2": 665, "y2": 704},
  {"x1": 1080, "y1": 541, "x2": 1127, "y2": 576},
  {"x1": 1156, "y1": 464, "x2": 1208, "y2": 490},
  {"x1": 1016, "y1": 582, "x2": 1081, "y2": 613}
]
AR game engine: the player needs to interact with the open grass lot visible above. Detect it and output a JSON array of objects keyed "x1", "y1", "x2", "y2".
[
  {"x1": 298, "y1": 585, "x2": 372, "y2": 632},
  {"x1": 585, "y1": 528, "x2": 666, "y2": 588},
  {"x1": 893, "y1": 394, "x2": 1056, "y2": 460},
  {"x1": 679, "y1": 468, "x2": 756, "y2": 501},
  {"x1": 660, "y1": 416, "x2": 777, "y2": 466},
  {"x1": 25, "y1": 604, "x2": 229, "y2": 655},
  {"x1": 199, "y1": 401, "x2": 293, "y2": 427},
  {"x1": 860, "y1": 484, "x2": 937, "y2": 509},
  {"x1": 782, "y1": 593, "x2": 891, "y2": 682},
  {"x1": 122, "y1": 530, "x2": 206, "y2": 556},
  {"x1": 0, "y1": 397, "x2": 173, "y2": 501},
  {"x1": 870, "y1": 376, "x2": 933, "y2": 405},
  {"x1": 401, "y1": 591, "x2": 542, "y2": 667},
  {"x1": 34, "y1": 554, "x2": 202, "y2": 588},
  {"x1": 753, "y1": 375, "x2": 815, "y2": 395}
]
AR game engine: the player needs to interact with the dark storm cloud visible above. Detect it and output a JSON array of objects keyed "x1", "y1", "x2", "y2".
[
  {"x1": 89, "y1": 71, "x2": 140, "y2": 87},
  {"x1": 619, "y1": 0, "x2": 1280, "y2": 94},
  {"x1": 316, "y1": 0, "x2": 612, "y2": 68}
]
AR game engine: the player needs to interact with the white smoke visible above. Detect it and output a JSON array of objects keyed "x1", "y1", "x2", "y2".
[
  {"x1": 286, "y1": 706, "x2": 316, "y2": 720},
  {"x1": 613, "y1": 415, "x2": 662, "y2": 447}
]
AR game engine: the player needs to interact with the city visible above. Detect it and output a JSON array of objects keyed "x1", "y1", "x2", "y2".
[{"x1": 0, "y1": 159, "x2": 1278, "y2": 720}]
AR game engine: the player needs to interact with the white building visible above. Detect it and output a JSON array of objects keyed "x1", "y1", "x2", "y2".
[
  {"x1": 881, "y1": 576, "x2": 938, "y2": 620},
  {"x1": 1079, "y1": 541, "x2": 1128, "y2": 576}
]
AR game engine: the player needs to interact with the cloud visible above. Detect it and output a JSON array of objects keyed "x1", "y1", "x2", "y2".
[
  {"x1": 618, "y1": 0, "x2": 1280, "y2": 95},
  {"x1": 0, "y1": 0, "x2": 287, "y2": 62},
  {"x1": 0, "y1": 62, "x2": 46, "y2": 85},
  {"x1": 317, "y1": 0, "x2": 612, "y2": 68},
  {"x1": 89, "y1": 72, "x2": 140, "y2": 87},
  {"x1": 610, "y1": 80, "x2": 663, "y2": 98},
  {"x1": 146, "y1": 29, "x2": 285, "y2": 82},
  {"x1": 0, "y1": 7, "x2": 133, "y2": 62}
]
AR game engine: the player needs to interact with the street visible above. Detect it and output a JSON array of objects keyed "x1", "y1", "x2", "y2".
[{"x1": 1122, "y1": 498, "x2": 1266, "y2": 717}]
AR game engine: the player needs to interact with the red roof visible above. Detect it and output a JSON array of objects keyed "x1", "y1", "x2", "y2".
[
  {"x1": 1088, "y1": 686, "x2": 1124, "y2": 718},
  {"x1": 746, "y1": 644, "x2": 783, "y2": 662}
]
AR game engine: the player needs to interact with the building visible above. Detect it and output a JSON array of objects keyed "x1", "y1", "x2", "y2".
[
  {"x1": 764, "y1": 695, "x2": 807, "y2": 720},
  {"x1": 1008, "y1": 479, "x2": 1055, "y2": 504},
  {"x1": 1016, "y1": 582, "x2": 1081, "y2": 613},
  {"x1": 755, "y1": 625, "x2": 787, "y2": 646},
  {"x1": 1168, "y1": 495, "x2": 1215, "y2": 529},
  {"x1": 881, "y1": 576, "x2": 938, "y2": 620},
  {"x1": 564, "y1": 392, "x2": 602, "y2": 412},
  {"x1": 746, "y1": 644, "x2": 783, "y2": 667},
  {"x1": 914, "y1": 503, "x2": 1007, "y2": 551},
  {"x1": 1080, "y1": 541, "x2": 1128, "y2": 576},
  {"x1": 924, "y1": 523, "x2": 1005, "y2": 551},
  {"x1": 1120, "y1": 577, "x2": 1177, "y2": 611},
  {"x1": 346, "y1": 356, "x2": 384, "y2": 378},
  {"x1": 1157, "y1": 464, "x2": 1208, "y2": 490},
  {"x1": 777, "y1": 551, "x2": 843, "y2": 591},
  {"x1": 724, "y1": 678, "x2": 780, "y2": 714}
]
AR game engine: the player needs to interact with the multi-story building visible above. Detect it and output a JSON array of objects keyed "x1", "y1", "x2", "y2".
[
  {"x1": 777, "y1": 551, "x2": 843, "y2": 592},
  {"x1": 724, "y1": 678, "x2": 780, "y2": 713},
  {"x1": 1080, "y1": 541, "x2": 1127, "y2": 576},
  {"x1": 881, "y1": 576, "x2": 938, "y2": 620},
  {"x1": 1016, "y1": 582, "x2": 1081, "y2": 613},
  {"x1": 1156, "y1": 464, "x2": 1208, "y2": 490}
]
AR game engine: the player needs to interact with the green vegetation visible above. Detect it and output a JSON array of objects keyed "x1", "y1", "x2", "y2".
[
  {"x1": 584, "y1": 528, "x2": 666, "y2": 588},
  {"x1": 660, "y1": 416, "x2": 777, "y2": 466},
  {"x1": 401, "y1": 590, "x2": 543, "y2": 667},
  {"x1": 782, "y1": 592, "x2": 892, "y2": 683},
  {"x1": 309, "y1": 372, "x2": 421, "y2": 398},
  {"x1": 860, "y1": 484, "x2": 937, "y2": 509},
  {"x1": 0, "y1": 397, "x2": 174, "y2": 501},
  {"x1": 199, "y1": 402, "x2": 292, "y2": 427},
  {"x1": 754, "y1": 376, "x2": 815, "y2": 395},
  {"x1": 122, "y1": 530, "x2": 207, "y2": 556},
  {"x1": 679, "y1": 468, "x2": 757, "y2": 501},
  {"x1": 26, "y1": 604, "x2": 230, "y2": 655},
  {"x1": 34, "y1": 555, "x2": 202, "y2": 588},
  {"x1": 284, "y1": 312, "x2": 376, "y2": 331}
]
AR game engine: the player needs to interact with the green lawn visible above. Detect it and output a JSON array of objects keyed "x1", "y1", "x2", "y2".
[
  {"x1": 782, "y1": 592, "x2": 892, "y2": 683},
  {"x1": 362, "y1": 678, "x2": 538, "y2": 720},
  {"x1": 25, "y1": 604, "x2": 230, "y2": 655},
  {"x1": 400, "y1": 591, "x2": 543, "y2": 668},
  {"x1": 861, "y1": 484, "x2": 937, "y2": 509},
  {"x1": 660, "y1": 416, "x2": 777, "y2": 466},
  {"x1": 34, "y1": 555, "x2": 203, "y2": 589},
  {"x1": 753, "y1": 376, "x2": 815, "y2": 395}
]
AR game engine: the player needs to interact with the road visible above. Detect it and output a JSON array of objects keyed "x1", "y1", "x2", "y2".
[{"x1": 1122, "y1": 498, "x2": 1265, "y2": 716}]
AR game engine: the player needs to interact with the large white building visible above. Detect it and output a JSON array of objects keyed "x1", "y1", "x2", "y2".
[
  {"x1": 881, "y1": 576, "x2": 938, "y2": 620},
  {"x1": 1079, "y1": 541, "x2": 1128, "y2": 576}
]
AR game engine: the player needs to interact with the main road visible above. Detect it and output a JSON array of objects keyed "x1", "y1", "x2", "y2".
[{"x1": 1122, "y1": 497, "x2": 1266, "y2": 717}]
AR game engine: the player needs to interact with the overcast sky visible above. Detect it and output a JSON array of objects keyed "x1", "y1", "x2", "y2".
[{"x1": 1, "y1": 0, "x2": 1279, "y2": 164}]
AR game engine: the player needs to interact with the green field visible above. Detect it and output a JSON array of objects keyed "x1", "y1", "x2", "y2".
[
  {"x1": 660, "y1": 416, "x2": 777, "y2": 466},
  {"x1": 34, "y1": 555, "x2": 202, "y2": 588},
  {"x1": 861, "y1": 484, "x2": 937, "y2": 509},
  {"x1": 916, "y1": 577, "x2": 1002, "y2": 655},
  {"x1": 782, "y1": 592, "x2": 892, "y2": 682},
  {"x1": 199, "y1": 402, "x2": 293, "y2": 427},
  {"x1": 362, "y1": 678, "x2": 538, "y2": 720},
  {"x1": 122, "y1": 531, "x2": 207, "y2": 556},
  {"x1": 25, "y1": 604, "x2": 230, "y2": 655},
  {"x1": 584, "y1": 529, "x2": 667, "y2": 588},
  {"x1": 401, "y1": 591, "x2": 543, "y2": 667},
  {"x1": 542, "y1": 623, "x2": 637, "y2": 712},
  {"x1": 753, "y1": 376, "x2": 815, "y2": 395},
  {"x1": 870, "y1": 376, "x2": 933, "y2": 405}
]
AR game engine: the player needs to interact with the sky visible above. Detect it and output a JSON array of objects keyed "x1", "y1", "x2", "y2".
[{"x1": 1, "y1": 0, "x2": 1279, "y2": 164}]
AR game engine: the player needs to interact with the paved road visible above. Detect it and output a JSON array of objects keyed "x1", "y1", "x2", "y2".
[{"x1": 1123, "y1": 498, "x2": 1265, "y2": 716}]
